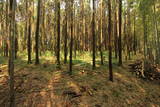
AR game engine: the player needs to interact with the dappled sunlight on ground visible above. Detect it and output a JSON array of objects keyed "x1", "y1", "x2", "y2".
[{"x1": 0, "y1": 54, "x2": 160, "y2": 107}]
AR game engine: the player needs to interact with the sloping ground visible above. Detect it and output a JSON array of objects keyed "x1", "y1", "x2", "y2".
[{"x1": 0, "y1": 58, "x2": 160, "y2": 107}]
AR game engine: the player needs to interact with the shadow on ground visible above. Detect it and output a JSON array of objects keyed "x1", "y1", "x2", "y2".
[{"x1": 0, "y1": 55, "x2": 160, "y2": 107}]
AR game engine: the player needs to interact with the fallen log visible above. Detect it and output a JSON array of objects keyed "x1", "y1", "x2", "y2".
[{"x1": 62, "y1": 90, "x2": 82, "y2": 98}]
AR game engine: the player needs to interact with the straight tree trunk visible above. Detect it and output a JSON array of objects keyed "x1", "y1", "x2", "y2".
[
  {"x1": 15, "y1": 36, "x2": 18, "y2": 59},
  {"x1": 142, "y1": 13, "x2": 147, "y2": 61},
  {"x1": 114, "y1": 9, "x2": 118, "y2": 59},
  {"x1": 133, "y1": 12, "x2": 136, "y2": 55},
  {"x1": 82, "y1": 1, "x2": 86, "y2": 51},
  {"x1": 127, "y1": 4, "x2": 131, "y2": 60},
  {"x1": 28, "y1": 8, "x2": 32, "y2": 64},
  {"x1": 5, "y1": 0, "x2": 9, "y2": 57},
  {"x1": 92, "y1": 0, "x2": 96, "y2": 69},
  {"x1": 69, "y1": 0, "x2": 74, "y2": 74},
  {"x1": 56, "y1": 0, "x2": 61, "y2": 68},
  {"x1": 153, "y1": 1, "x2": 160, "y2": 64},
  {"x1": 35, "y1": 0, "x2": 41, "y2": 65},
  {"x1": 1, "y1": 0, "x2": 5, "y2": 57},
  {"x1": 73, "y1": 4, "x2": 76, "y2": 58},
  {"x1": 118, "y1": 0, "x2": 122, "y2": 66},
  {"x1": 24, "y1": 0, "x2": 28, "y2": 51},
  {"x1": 108, "y1": 0, "x2": 113, "y2": 81},
  {"x1": 64, "y1": 0, "x2": 68, "y2": 64},
  {"x1": 100, "y1": 0, "x2": 104, "y2": 65},
  {"x1": 123, "y1": 14, "x2": 128, "y2": 60},
  {"x1": 9, "y1": 0, "x2": 16, "y2": 106},
  {"x1": 14, "y1": 23, "x2": 18, "y2": 59}
]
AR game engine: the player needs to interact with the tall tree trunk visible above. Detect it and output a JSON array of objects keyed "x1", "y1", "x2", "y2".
[
  {"x1": 56, "y1": 0, "x2": 61, "y2": 68},
  {"x1": 15, "y1": 36, "x2": 18, "y2": 59},
  {"x1": 153, "y1": 1, "x2": 160, "y2": 64},
  {"x1": 1, "y1": 0, "x2": 5, "y2": 56},
  {"x1": 64, "y1": 0, "x2": 68, "y2": 64},
  {"x1": 127, "y1": 4, "x2": 131, "y2": 60},
  {"x1": 28, "y1": 7, "x2": 32, "y2": 64},
  {"x1": 24, "y1": 0, "x2": 28, "y2": 51},
  {"x1": 14, "y1": 24, "x2": 18, "y2": 59},
  {"x1": 118, "y1": 0, "x2": 122, "y2": 66},
  {"x1": 9, "y1": 0, "x2": 16, "y2": 106},
  {"x1": 114, "y1": 7, "x2": 118, "y2": 59},
  {"x1": 69, "y1": 0, "x2": 74, "y2": 74},
  {"x1": 5, "y1": 0, "x2": 9, "y2": 57},
  {"x1": 35, "y1": 0, "x2": 41, "y2": 65},
  {"x1": 142, "y1": 13, "x2": 147, "y2": 61},
  {"x1": 92, "y1": 0, "x2": 96, "y2": 69},
  {"x1": 124, "y1": 14, "x2": 128, "y2": 60},
  {"x1": 133, "y1": 12, "x2": 136, "y2": 55},
  {"x1": 83, "y1": 0, "x2": 86, "y2": 51},
  {"x1": 108, "y1": 0, "x2": 113, "y2": 81},
  {"x1": 99, "y1": 0, "x2": 104, "y2": 65},
  {"x1": 73, "y1": 4, "x2": 76, "y2": 58}
]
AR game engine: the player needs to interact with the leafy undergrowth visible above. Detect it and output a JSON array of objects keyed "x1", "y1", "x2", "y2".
[{"x1": 0, "y1": 54, "x2": 160, "y2": 107}]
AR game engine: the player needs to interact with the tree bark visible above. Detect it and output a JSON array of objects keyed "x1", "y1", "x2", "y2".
[
  {"x1": 24, "y1": 0, "x2": 28, "y2": 51},
  {"x1": 56, "y1": 0, "x2": 61, "y2": 68},
  {"x1": 35, "y1": 0, "x2": 41, "y2": 65},
  {"x1": 69, "y1": 0, "x2": 74, "y2": 74},
  {"x1": 64, "y1": 0, "x2": 68, "y2": 64},
  {"x1": 153, "y1": 1, "x2": 160, "y2": 64},
  {"x1": 28, "y1": 6, "x2": 32, "y2": 64},
  {"x1": 118, "y1": 0, "x2": 122, "y2": 66},
  {"x1": 100, "y1": 0, "x2": 104, "y2": 65},
  {"x1": 9, "y1": 0, "x2": 16, "y2": 106},
  {"x1": 92, "y1": 0, "x2": 96, "y2": 69},
  {"x1": 133, "y1": 12, "x2": 136, "y2": 55},
  {"x1": 5, "y1": 0, "x2": 9, "y2": 57},
  {"x1": 114, "y1": 8, "x2": 118, "y2": 59},
  {"x1": 108, "y1": 0, "x2": 113, "y2": 81},
  {"x1": 142, "y1": 13, "x2": 147, "y2": 61}
]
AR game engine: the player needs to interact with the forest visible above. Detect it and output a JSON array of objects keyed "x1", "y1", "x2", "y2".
[{"x1": 0, "y1": 0, "x2": 160, "y2": 106}]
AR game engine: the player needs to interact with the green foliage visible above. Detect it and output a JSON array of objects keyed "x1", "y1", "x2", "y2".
[{"x1": 139, "y1": 0, "x2": 153, "y2": 16}]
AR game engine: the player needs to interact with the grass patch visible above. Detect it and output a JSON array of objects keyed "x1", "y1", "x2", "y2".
[{"x1": 0, "y1": 51, "x2": 160, "y2": 106}]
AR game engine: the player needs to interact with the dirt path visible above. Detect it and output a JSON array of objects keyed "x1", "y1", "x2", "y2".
[{"x1": 0, "y1": 61, "x2": 160, "y2": 107}]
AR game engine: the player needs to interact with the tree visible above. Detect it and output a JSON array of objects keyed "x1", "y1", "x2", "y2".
[
  {"x1": 5, "y1": 0, "x2": 9, "y2": 57},
  {"x1": 64, "y1": 0, "x2": 68, "y2": 64},
  {"x1": 14, "y1": 31, "x2": 18, "y2": 59},
  {"x1": 140, "y1": 0, "x2": 148, "y2": 62},
  {"x1": 24, "y1": 0, "x2": 28, "y2": 51},
  {"x1": 35, "y1": 0, "x2": 41, "y2": 65},
  {"x1": 69, "y1": 0, "x2": 74, "y2": 74},
  {"x1": 133, "y1": 11, "x2": 136, "y2": 55},
  {"x1": 8, "y1": 0, "x2": 16, "y2": 106},
  {"x1": 114, "y1": 0, "x2": 118, "y2": 59},
  {"x1": 27, "y1": 1, "x2": 32, "y2": 64},
  {"x1": 99, "y1": 0, "x2": 104, "y2": 65},
  {"x1": 92, "y1": 0, "x2": 96, "y2": 69},
  {"x1": 108, "y1": 0, "x2": 113, "y2": 81},
  {"x1": 118, "y1": 0, "x2": 122, "y2": 66},
  {"x1": 153, "y1": 0, "x2": 160, "y2": 64},
  {"x1": 126, "y1": 1, "x2": 131, "y2": 60},
  {"x1": 56, "y1": 0, "x2": 61, "y2": 68}
]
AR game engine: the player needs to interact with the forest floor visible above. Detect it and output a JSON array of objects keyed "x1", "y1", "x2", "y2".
[{"x1": 0, "y1": 52, "x2": 160, "y2": 107}]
